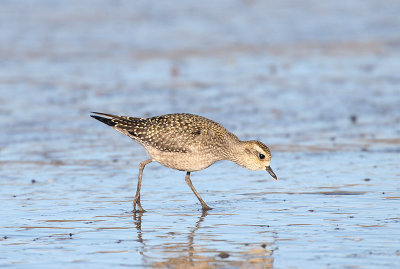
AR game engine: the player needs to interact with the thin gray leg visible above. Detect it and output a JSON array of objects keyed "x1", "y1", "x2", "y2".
[
  {"x1": 133, "y1": 159, "x2": 152, "y2": 212},
  {"x1": 185, "y1": 172, "x2": 212, "y2": 211}
]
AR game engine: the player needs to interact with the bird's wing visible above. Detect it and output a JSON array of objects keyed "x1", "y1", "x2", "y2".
[
  {"x1": 131, "y1": 114, "x2": 222, "y2": 153},
  {"x1": 91, "y1": 112, "x2": 217, "y2": 153}
]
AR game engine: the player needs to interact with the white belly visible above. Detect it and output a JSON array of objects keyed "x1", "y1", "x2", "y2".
[{"x1": 145, "y1": 147, "x2": 217, "y2": 172}]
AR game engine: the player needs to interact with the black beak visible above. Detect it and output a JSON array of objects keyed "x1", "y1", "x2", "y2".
[{"x1": 266, "y1": 166, "x2": 278, "y2": 180}]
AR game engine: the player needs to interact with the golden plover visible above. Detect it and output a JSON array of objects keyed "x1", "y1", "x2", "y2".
[{"x1": 91, "y1": 112, "x2": 277, "y2": 212}]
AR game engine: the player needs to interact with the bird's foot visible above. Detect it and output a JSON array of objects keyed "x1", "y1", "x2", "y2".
[
  {"x1": 201, "y1": 204, "x2": 213, "y2": 211},
  {"x1": 133, "y1": 196, "x2": 146, "y2": 213}
]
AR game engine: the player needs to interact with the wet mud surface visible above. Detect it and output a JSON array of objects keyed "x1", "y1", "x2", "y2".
[{"x1": 1, "y1": 0, "x2": 400, "y2": 268}]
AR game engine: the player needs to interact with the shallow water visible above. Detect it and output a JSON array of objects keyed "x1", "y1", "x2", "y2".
[{"x1": 1, "y1": 0, "x2": 400, "y2": 268}]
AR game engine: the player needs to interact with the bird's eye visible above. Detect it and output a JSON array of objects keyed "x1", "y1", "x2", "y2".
[{"x1": 258, "y1": 153, "x2": 265, "y2": 159}]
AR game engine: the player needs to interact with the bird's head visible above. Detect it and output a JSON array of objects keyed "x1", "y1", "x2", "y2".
[{"x1": 236, "y1": 140, "x2": 278, "y2": 180}]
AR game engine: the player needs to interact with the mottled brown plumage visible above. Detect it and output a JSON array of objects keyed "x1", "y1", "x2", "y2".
[{"x1": 91, "y1": 112, "x2": 277, "y2": 212}]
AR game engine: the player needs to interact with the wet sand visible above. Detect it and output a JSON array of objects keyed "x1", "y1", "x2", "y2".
[{"x1": 1, "y1": 0, "x2": 400, "y2": 268}]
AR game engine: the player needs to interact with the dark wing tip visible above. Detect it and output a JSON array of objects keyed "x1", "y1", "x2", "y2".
[
  {"x1": 90, "y1": 115, "x2": 116, "y2": 127},
  {"x1": 90, "y1": 112, "x2": 117, "y2": 117}
]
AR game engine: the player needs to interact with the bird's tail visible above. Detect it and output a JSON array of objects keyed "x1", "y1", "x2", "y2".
[
  {"x1": 90, "y1": 112, "x2": 119, "y2": 127},
  {"x1": 90, "y1": 112, "x2": 142, "y2": 130}
]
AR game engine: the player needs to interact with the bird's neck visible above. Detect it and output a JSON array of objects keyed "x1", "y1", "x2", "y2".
[{"x1": 224, "y1": 140, "x2": 248, "y2": 167}]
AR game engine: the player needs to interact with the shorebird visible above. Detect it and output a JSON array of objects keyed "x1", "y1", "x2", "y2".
[{"x1": 91, "y1": 112, "x2": 277, "y2": 212}]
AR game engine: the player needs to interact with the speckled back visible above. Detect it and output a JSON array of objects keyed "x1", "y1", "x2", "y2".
[{"x1": 109, "y1": 113, "x2": 239, "y2": 157}]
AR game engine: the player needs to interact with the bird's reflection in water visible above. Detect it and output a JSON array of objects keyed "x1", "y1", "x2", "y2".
[
  {"x1": 132, "y1": 211, "x2": 207, "y2": 263},
  {"x1": 186, "y1": 211, "x2": 208, "y2": 264},
  {"x1": 132, "y1": 211, "x2": 274, "y2": 268},
  {"x1": 133, "y1": 212, "x2": 144, "y2": 243}
]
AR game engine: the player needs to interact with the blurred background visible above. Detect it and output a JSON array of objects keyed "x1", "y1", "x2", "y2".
[{"x1": 1, "y1": 0, "x2": 399, "y2": 268}]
